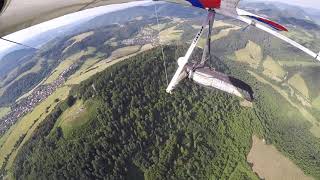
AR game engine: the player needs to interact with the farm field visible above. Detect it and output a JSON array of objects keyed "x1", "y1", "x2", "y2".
[
  {"x1": 247, "y1": 135, "x2": 313, "y2": 180},
  {"x1": 263, "y1": 56, "x2": 286, "y2": 81},
  {"x1": 55, "y1": 99, "x2": 99, "y2": 138},
  {"x1": 288, "y1": 73, "x2": 310, "y2": 99},
  {"x1": 0, "y1": 107, "x2": 10, "y2": 119},
  {"x1": 235, "y1": 41, "x2": 262, "y2": 69},
  {"x1": 44, "y1": 48, "x2": 96, "y2": 84}
]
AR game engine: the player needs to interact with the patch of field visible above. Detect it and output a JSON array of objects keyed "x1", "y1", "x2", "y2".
[
  {"x1": 66, "y1": 45, "x2": 152, "y2": 85},
  {"x1": 212, "y1": 26, "x2": 241, "y2": 41},
  {"x1": 0, "y1": 86, "x2": 71, "y2": 174},
  {"x1": 248, "y1": 71, "x2": 320, "y2": 138},
  {"x1": 288, "y1": 73, "x2": 309, "y2": 99},
  {"x1": 56, "y1": 100, "x2": 98, "y2": 137},
  {"x1": 63, "y1": 31, "x2": 94, "y2": 54},
  {"x1": 44, "y1": 48, "x2": 96, "y2": 84},
  {"x1": 104, "y1": 37, "x2": 118, "y2": 47},
  {"x1": 263, "y1": 56, "x2": 286, "y2": 82},
  {"x1": 110, "y1": 45, "x2": 141, "y2": 59},
  {"x1": 65, "y1": 57, "x2": 101, "y2": 84},
  {"x1": 313, "y1": 96, "x2": 320, "y2": 110},
  {"x1": 191, "y1": 25, "x2": 201, "y2": 29},
  {"x1": 240, "y1": 100, "x2": 253, "y2": 108},
  {"x1": 295, "y1": 93, "x2": 312, "y2": 108},
  {"x1": 279, "y1": 60, "x2": 319, "y2": 67},
  {"x1": 247, "y1": 135, "x2": 313, "y2": 180},
  {"x1": 198, "y1": 26, "x2": 241, "y2": 48},
  {"x1": 235, "y1": 41, "x2": 263, "y2": 69},
  {"x1": 0, "y1": 124, "x2": 17, "y2": 149},
  {"x1": 159, "y1": 26, "x2": 183, "y2": 44},
  {"x1": 213, "y1": 20, "x2": 234, "y2": 28},
  {"x1": 151, "y1": 23, "x2": 167, "y2": 31},
  {"x1": 0, "y1": 107, "x2": 10, "y2": 120}
]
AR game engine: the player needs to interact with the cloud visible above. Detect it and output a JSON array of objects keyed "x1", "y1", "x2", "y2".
[{"x1": 0, "y1": 0, "x2": 153, "y2": 53}]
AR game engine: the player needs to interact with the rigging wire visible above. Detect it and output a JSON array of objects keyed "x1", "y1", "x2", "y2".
[
  {"x1": 0, "y1": 37, "x2": 37, "y2": 50},
  {"x1": 154, "y1": 3, "x2": 169, "y2": 86}
]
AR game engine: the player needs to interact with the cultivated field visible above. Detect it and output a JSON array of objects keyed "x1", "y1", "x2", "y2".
[
  {"x1": 0, "y1": 107, "x2": 10, "y2": 119},
  {"x1": 235, "y1": 41, "x2": 262, "y2": 69},
  {"x1": 110, "y1": 45, "x2": 141, "y2": 59},
  {"x1": 247, "y1": 135, "x2": 313, "y2": 180},
  {"x1": 159, "y1": 26, "x2": 183, "y2": 44},
  {"x1": 63, "y1": 31, "x2": 94, "y2": 53},
  {"x1": 44, "y1": 48, "x2": 96, "y2": 84},
  {"x1": 55, "y1": 99, "x2": 98, "y2": 138},
  {"x1": 313, "y1": 96, "x2": 320, "y2": 110},
  {"x1": 288, "y1": 73, "x2": 310, "y2": 99},
  {"x1": 263, "y1": 56, "x2": 286, "y2": 81}
]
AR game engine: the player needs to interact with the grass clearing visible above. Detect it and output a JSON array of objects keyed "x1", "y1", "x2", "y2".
[
  {"x1": 247, "y1": 135, "x2": 313, "y2": 180},
  {"x1": 263, "y1": 56, "x2": 286, "y2": 82},
  {"x1": 248, "y1": 71, "x2": 320, "y2": 138},
  {"x1": 0, "y1": 107, "x2": 10, "y2": 119},
  {"x1": 66, "y1": 45, "x2": 152, "y2": 85},
  {"x1": 240, "y1": 100, "x2": 253, "y2": 108},
  {"x1": 63, "y1": 31, "x2": 94, "y2": 54},
  {"x1": 151, "y1": 23, "x2": 167, "y2": 31},
  {"x1": 312, "y1": 96, "x2": 320, "y2": 110},
  {"x1": 0, "y1": 86, "x2": 71, "y2": 174},
  {"x1": 198, "y1": 26, "x2": 240, "y2": 48},
  {"x1": 56, "y1": 99, "x2": 98, "y2": 138},
  {"x1": 159, "y1": 26, "x2": 183, "y2": 44},
  {"x1": 288, "y1": 73, "x2": 309, "y2": 99},
  {"x1": 110, "y1": 45, "x2": 141, "y2": 59},
  {"x1": 235, "y1": 41, "x2": 262, "y2": 69},
  {"x1": 44, "y1": 48, "x2": 96, "y2": 84}
]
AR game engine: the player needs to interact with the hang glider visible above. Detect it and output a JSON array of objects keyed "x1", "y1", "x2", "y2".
[{"x1": 164, "y1": 0, "x2": 320, "y2": 95}]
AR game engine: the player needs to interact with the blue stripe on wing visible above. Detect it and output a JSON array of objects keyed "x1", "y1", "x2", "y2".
[{"x1": 186, "y1": 0, "x2": 204, "y2": 8}]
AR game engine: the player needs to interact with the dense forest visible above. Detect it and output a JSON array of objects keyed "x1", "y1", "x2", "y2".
[{"x1": 12, "y1": 46, "x2": 320, "y2": 179}]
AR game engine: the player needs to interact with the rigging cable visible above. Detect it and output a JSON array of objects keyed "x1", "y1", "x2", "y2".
[
  {"x1": 0, "y1": 37, "x2": 37, "y2": 50},
  {"x1": 154, "y1": 2, "x2": 169, "y2": 86}
]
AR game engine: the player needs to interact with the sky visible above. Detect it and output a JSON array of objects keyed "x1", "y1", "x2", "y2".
[
  {"x1": 0, "y1": 0, "x2": 153, "y2": 54},
  {"x1": 247, "y1": 0, "x2": 320, "y2": 10}
]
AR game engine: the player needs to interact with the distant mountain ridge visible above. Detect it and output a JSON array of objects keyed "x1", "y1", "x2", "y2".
[{"x1": 240, "y1": 1, "x2": 320, "y2": 27}]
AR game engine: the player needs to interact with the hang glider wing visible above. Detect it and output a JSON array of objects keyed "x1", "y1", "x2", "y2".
[
  {"x1": 0, "y1": 0, "x2": 142, "y2": 37},
  {"x1": 235, "y1": 9, "x2": 320, "y2": 62},
  {"x1": 236, "y1": 9, "x2": 288, "y2": 31}
]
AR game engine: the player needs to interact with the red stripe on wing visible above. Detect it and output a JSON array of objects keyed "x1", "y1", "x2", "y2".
[
  {"x1": 248, "y1": 15, "x2": 288, "y2": 31},
  {"x1": 199, "y1": 0, "x2": 221, "y2": 8}
]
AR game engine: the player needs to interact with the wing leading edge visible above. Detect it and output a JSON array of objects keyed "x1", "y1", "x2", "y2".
[{"x1": 0, "y1": 0, "x2": 143, "y2": 37}]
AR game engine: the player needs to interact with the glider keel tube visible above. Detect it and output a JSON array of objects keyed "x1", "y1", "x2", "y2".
[
  {"x1": 166, "y1": 11, "x2": 215, "y2": 93},
  {"x1": 236, "y1": 15, "x2": 320, "y2": 62}
]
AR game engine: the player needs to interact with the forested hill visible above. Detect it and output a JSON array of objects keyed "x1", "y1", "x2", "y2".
[{"x1": 12, "y1": 46, "x2": 320, "y2": 179}]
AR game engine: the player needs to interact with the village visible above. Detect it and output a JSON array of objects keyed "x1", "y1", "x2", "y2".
[{"x1": 0, "y1": 63, "x2": 79, "y2": 136}]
